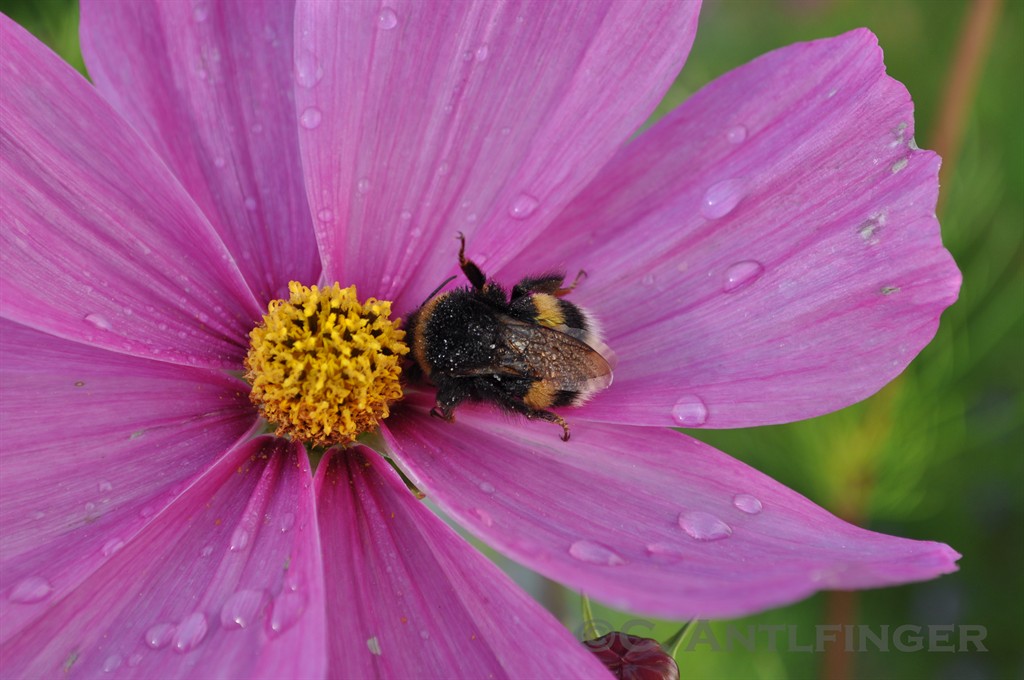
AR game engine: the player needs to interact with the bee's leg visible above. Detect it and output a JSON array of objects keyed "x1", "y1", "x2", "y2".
[
  {"x1": 429, "y1": 405, "x2": 455, "y2": 422},
  {"x1": 511, "y1": 270, "x2": 586, "y2": 300},
  {"x1": 529, "y1": 409, "x2": 571, "y2": 442},
  {"x1": 456, "y1": 232, "x2": 487, "y2": 290},
  {"x1": 555, "y1": 270, "x2": 587, "y2": 297}
]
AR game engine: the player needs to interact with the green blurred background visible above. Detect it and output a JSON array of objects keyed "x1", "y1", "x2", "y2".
[{"x1": 4, "y1": 0, "x2": 1020, "y2": 678}]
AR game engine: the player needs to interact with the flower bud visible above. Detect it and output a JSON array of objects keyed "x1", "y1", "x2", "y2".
[{"x1": 583, "y1": 631, "x2": 679, "y2": 680}]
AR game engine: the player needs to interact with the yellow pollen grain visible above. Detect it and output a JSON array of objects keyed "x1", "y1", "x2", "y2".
[{"x1": 244, "y1": 282, "x2": 409, "y2": 446}]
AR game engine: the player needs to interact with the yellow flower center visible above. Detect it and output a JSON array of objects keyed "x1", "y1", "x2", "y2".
[{"x1": 244, "y1": 282, "x2": 408, "y2": 446}]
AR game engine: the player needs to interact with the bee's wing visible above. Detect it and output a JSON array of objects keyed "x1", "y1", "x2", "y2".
[{"x1": 489, "y1": 314, "x2": 614, "y2": 393}]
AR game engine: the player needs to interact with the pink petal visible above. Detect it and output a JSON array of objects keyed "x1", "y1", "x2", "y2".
[
  {"x1": 502, "y1": 29, "x2": 960, "y2": 428},
  {"x1": 315, "y1": 446, "x2": 610, "y2": 678},
  {"x1": 80, "y1": 0, "x2": 320, "y2": 303},
  {"x1": 293, "y1": 0, "x2": 700, "y2": 309},
  {"x1": 1, "y1": 437, "x2": 327, "y2": 680},
  {"x1": 0, "y1": 17, "x2": 262, "y2": 368},
  {"x1": 0, "y1": 319, "x2": 257, "y2": 644},
  {"x1": 384, "y1": 397, "x2": 960, "y2": 619}
]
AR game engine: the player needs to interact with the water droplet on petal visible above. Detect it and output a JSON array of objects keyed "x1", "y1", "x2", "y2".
[
  {"x1": 229, "y1": 527, "x2": 250, "y2": 552},
  {"x1": 569, "y1": 540, "x2": 627, "y2": 566},
  {"x1": 378, "y1": 8, "x2": 398, "y2": 30},
  {"x1": 220, "y1": 589, "x2": 266, "y2": 630},
  {"x1": 644, "y1": 542, "x2": 687, "y2": 563},
  {"x1": 145, "y1": 622, "x2": 176, "y2": 649},
  {"x1": 127, "y1": 653, "x2": 143, "y2": 667},
  {"x1": 700, "y1": 178, "x2": 747, "y2": 219},
  {"x1": 419, "y1": 629, "x2": 431, "y2": 640},
  {"x1": 173, "y1": 612, "x2": 208, "y2": 652},
  {"x1": 8, "y1": 575, "x2": 53, "y2": 603},
  {"x1": 400, "y1": 210, "x2": 413, "y2": 221},
  {"x1": 671, "y1": 395, "x2": 708, "y2": 426},
  {"x1": 102, "y1": 654, "x2": 122, "y2": 673},
  {"x1": 356, "y1": 177, "x2": 371, "y2": 194},
  {"x1": 474, "y1": 44, "x2": 489, "y2": 61},
  {"x1": 97, "y1": 480, "x2": 113, "y2": 493},
  {"x1": 294, "y1": 51, "x2": 323, "y2": 88},
  {"x1": 192, "y1": 5, "x2": 209, "y2": 22},
  {"x1": 508, "y1": 193, "x2": 539, "y2": 219},
  {"x1": 472, "y1": 508, "x2": 493, "y2": 527},
  {"x1": 244, "y1": 197, "x2": 258, "y2": 211},
  {"x1": 722, "y1": 260, "x2": 764, "y2": 293},
  {"x1": 478, "y1": 481, "x2": 495, "y2": 494},
  {"x1": 279, "y1": 512, "x2": 296, "y2": 532},
  {"x1": 317, "y1": 208, "x2": 333, "y2": 222},
  {"x1": 891, "y1": 158, "x2": 908, "y2": 174},
  {"x1": 213, "y1": 156, "x2": 226, "y2": 169},
  {"x1": 84, "y1": 314, "x2": 112, "y2": 331},
  {"x1": 268, "y1": 591, "x2": 307, "y2": 636},
  {"x1": 641, "y1": 273, "x2": 655, "y2": 286},
  {"x1": 678, "y1": 511, "x2": 732, "y2": 541},
  {"x1": 299, "y1": 107, "x2": 322, "y2": 130},
  {"x1": 733, "y1": 494, "x2": 763, "y2": 514},
  {"x1": 101, "y1": 537, "x2": 125, "y2": 556},
  {"x1": 726, "y1": 125, "x2": 748, "y2": 143},
  {"x1": 367, "y1": 636, "x2": 382, "y2": 655}
]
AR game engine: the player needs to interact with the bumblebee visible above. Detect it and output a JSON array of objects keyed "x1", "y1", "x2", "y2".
[{"x1": 405, "y1": 233, "x2": 615, "y2": 441}]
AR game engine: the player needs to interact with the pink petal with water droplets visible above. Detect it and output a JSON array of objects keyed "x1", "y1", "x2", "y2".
[
  {"x1": 80, "y1": 0, "x2": 320, "y2": 303},
  {"x1": 315, "y1": 446, "x2": 609, "y2": 678},
  {"x1": 0, "y1": 17, "x2": 262, "y2": 368},
  {"x1": 1, "y1": 437, "x2": 327, "y2": 680},
  {"x1": 294, "y1": 0, "x2": 699, "y2": 309},
  {"x1": 384, "y1": 397, "x2": 960, "y2": 619},
  {"x1": 0, "y1": 320, "x2": 257, "y2": 644},
  {"x1": 503, "y1": 29, "x2": 960, "y2": 428}
]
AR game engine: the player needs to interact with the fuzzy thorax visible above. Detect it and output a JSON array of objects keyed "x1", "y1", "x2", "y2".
[{"x1": 244, "y1": 282, "x2": 408, "y2": 446}]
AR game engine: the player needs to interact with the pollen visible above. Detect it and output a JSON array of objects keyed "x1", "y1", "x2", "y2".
[{"x1": 244, "y1": 282, "x2": 409, "y2": 446}]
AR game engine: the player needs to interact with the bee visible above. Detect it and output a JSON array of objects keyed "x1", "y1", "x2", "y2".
[{"x1": 405, "y1": 233, "x2": 615, "y2": 441}]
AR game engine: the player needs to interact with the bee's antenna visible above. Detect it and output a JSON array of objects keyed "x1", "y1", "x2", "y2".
[{"x1": 421, "y1": 275, "x2": 457, "y2": 306}]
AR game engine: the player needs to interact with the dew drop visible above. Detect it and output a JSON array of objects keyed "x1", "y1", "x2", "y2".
[
  {"x1": 890, "y1": 158, "x2": 908, "y2": 174},
  {"x1": 400, "y1": 210, "x2": 413, "y2": 221},
  {"x1": 678, "y1": 511, "x2": 732, "y2": 541},
  {"x1": 173, "y1": 612, "x2": 208, "y2": 652},
  {"x1": 644, "y1": 542, "x2": 687, "y2": 562},
  {"x1": 367, "y1": 636, "x2": 382, "y2": 655},
  {"x1": 726, "y1": 125, "x2": 748, "y2": 144},
  {"x1": 279, "y1": 512, "x2": 296, "y2": 532},
  {"x1": 98, "y1": 480, "x2": 113, "y2": 493},
  {"x1": 102, "y1": 537, "x2": 125, "y2": 556},
  {"x1": 700, "y1": 178, "x2": 747, "y2": 219},
  {"x1": 213, "y1": 156, "x2": 226, "y2": 169},
  {"x1": 472, "y1": 508, "x2": 493, "y2": 527},
  {"x1": 220, "y1": 589, "x2": 266, "y2": 630},
  {"x1": 317, "y1": 208, "x2": 333, "y2": 222},
  {"x1": 299, "y1": 107, "x2": 322, "y2": 130},
  {"x1": 880, "y1": 285, "x2": 900, "y2": 296},
  {"x1": 127, "y1": 653, "x2": 143, "y2": 667},
  {"x1": 200, "y1": 545, "x2": 214, "y2": 558},
  {"x1": 102, "y1": 654, "x2": 122, "y2": 673},
  {"x1": 84, "y1": 313, "x2": 113, "y2": 331},
  {"x1": 722, "y1": 260, "x2": 764, "y2": 293},
  {"x1": 378, "y1": 8, "x2": 398, "y2": 30},
  {"x1": 244, "y1": 197, "x2": 258, "y2": 211},
  {"x1": 732, "y1": 494, "x2": 763, "y2": 514},
  {"x1": 671, "y1": 395, "x2": 708, "y2": 426},
  {"x1": 419, "y1": 629, "x2": 431, "y2": 640},
  {"x1": 192, "y1": 5, "x2": 209, "y2": 22},
  {"x1": 508, "y1": 193, "x2": 539, "y2": 219},
  {"x1": 356, "y1": 177, "x2": 371, "y2": 194},
  {"x1": 568, "y1": 540, "x2": 627, "y2": 566},
  {"x1": 229, "y1": 527, "x2": 250, "y2": 552},
  {"x1": 294, "y1": 50, "x2": 323, "y2": 88},
  {"x1": 268, "y1": 591, "x2": 307, "y2": 636},
  {"x1": 8, "y1": 575, "x2": 53, "y2": 603},
  {"x1": 145, "y1": 622, "x2": 176, "y2": 649},
  {"x1": 478, "y1": 481, "x2": 495, "y2": 494},
  {"x1": 474, "y1": 44, "x2": 489, "y2": 61}
]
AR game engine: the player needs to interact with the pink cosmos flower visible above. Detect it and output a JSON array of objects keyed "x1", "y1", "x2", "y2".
[{"x1": 0, "y1": 1, "x2": 961, "y2": 677}]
